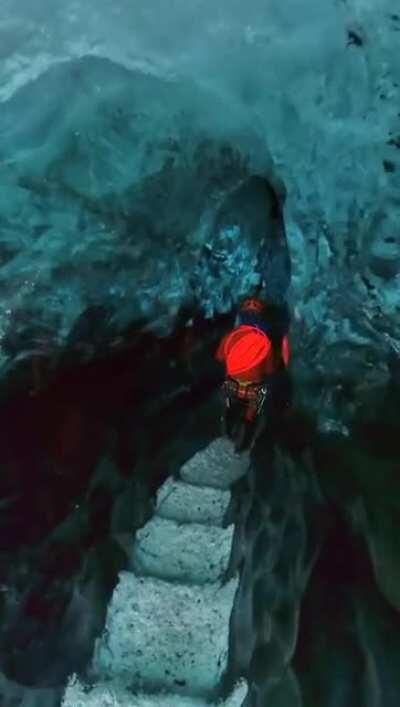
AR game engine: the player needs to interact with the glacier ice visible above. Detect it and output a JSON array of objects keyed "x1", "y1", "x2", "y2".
[
  {"x1": 61, "y1": 438, "x2": 249, "y2": 706},
  {"x1": 0, "y1": 0, "x2": 399, "y2": 395},
  {"x1": 1, "y1": 1, "x2": 400, "y2": 706}
]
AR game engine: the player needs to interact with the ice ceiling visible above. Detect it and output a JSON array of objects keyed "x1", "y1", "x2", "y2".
[{"x1": 0, "y1": 0, "x2": 399, "y2": 403}]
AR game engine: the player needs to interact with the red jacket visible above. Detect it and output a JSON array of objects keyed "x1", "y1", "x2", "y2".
[{"x1": 216, "y1": 325, "x2": 290, "y2": 383}]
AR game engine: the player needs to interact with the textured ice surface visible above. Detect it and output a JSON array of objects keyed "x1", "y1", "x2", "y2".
[
  {"x1": 180, "y1": 438, "x2": 249, "y2": 489},
  {"x1": 92, "y1": 571, "x2": 238, "y2": 696},
  {"x1": 1, "y1": 0, "x2": 398, "y2": 229},
  {"x1": 131, "y1": 516, "x2": 233, "y2": 584},
  {"x1": 222, "y1": 449, "x2": 321, "y2": 704},
  {"x1": 156, "y1": 477, "x2": 231, "y2": 526},
  {"x1": 1, "y1": 0, "x2": 398, "y2": 394},
  {"x1": 62, "y1": 676, "x2": 248, "y2": 707},
  {"x1": 0, "y1": 53, "x2": 275, "y2": 375},
  {"x1": 61, "y1": 438, "x2": 244, "y2": 705}
]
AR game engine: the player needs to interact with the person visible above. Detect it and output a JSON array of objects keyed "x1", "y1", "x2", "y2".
[{"x1": 215, "y1": 296, "x2": 291, "y2": 453}]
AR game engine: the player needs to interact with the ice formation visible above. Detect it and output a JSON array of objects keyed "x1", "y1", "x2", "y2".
[{"x1": 1, "y1": 1, "x2": 400, "y2": 706}]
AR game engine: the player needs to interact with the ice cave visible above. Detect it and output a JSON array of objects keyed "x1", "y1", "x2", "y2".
[{"x1": 0, "y1": 0, "x2": 400, "y2": 705}]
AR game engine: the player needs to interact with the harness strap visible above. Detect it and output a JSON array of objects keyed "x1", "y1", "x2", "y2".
[{"x1": 222, "y1": 379, "x2": 268, "y2": 415}]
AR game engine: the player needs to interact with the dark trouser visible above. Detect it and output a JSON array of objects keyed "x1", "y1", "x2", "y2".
[
  {"x1": 221, "y1": 369, "x2": 292, "y2": 452},
  {"x1": 221, "y1": 397, "x2": 259, "y2": 452}
]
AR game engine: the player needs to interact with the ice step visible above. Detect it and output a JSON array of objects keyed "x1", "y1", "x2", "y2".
[
  {"x1": 62, "y1": 676, "x2": 248, "y2": 707},
  {"x1": 180, "y1": 438, "x2": 249, "y2": 490},
  {"x1": 131, "y1": 516, "x2": 234, "y2": 584},
  {"x1": 156, "y1": 477, "x2": 231, "y2": 526},
  {"x1": 92, "y1": 571, "x2": 239, "y2": 697}
]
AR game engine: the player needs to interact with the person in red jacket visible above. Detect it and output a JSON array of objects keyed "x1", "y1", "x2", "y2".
[{"x1": 215, "y1": 296, "x2": 290, "y2": 453}]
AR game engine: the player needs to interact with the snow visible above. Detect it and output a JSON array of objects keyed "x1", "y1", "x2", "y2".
[
  {"x1": 131, "y1": 516, "x2": 234, "y2": 584},
  {"x1": 156, "y1": 477, "x2": 231, "y2": 526}
]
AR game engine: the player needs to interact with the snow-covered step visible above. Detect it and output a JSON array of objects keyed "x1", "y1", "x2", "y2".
[
  {"x1": 131, "y1": 516, "x2": 233, "y2": 584},
  {"x1": 92, "y1": 571, "x2": 239, "y2": 697},
  {"x1": 180, "y1": 438, "x2": 249, "y2": 490},
  {"x1": 62, "y1": 676, "x2": 248, "y2": 707},
  {"x1": 156, "y1": 477, "x2": 231, "y2": 526}
]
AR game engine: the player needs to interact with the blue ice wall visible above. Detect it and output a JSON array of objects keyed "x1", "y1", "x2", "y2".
[{"x1": 0, "y1": 0, "x2": 399, "y2": 416}]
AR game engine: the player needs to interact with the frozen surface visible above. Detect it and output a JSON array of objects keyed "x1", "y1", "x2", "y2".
[
  {"x1": 180, "y1": 438, "x2": 249, "y2": 489},
  {"x1": 1, "y1": 0, "x2": 399, "y2": 238},
  {"x1": 62, "y1": 676, "x2": 248, "y2": 707},
  {"x1": 62, "y1": 438, "x2": 245, "y2": 704},
  {"x1": 156, "y1": 477, "x2": 231, "y2": 526},
  {"x1": 2, "y1": 1, "x2": 400, "y2": 703},
  {"x1": 92, "y1": 571, "x2": 238, "y2": 695},
  {"x1": 0, "y1": 0, "x2": 399, "y2": 399},
  {"x1": 131, "y1": 516, "x2": 233, "y2": 584}
]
